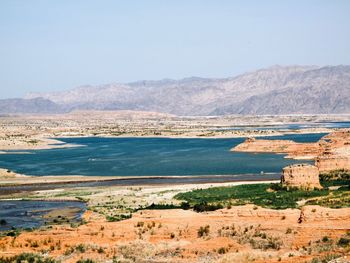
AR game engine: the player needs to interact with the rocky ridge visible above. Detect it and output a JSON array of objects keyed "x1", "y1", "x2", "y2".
[{"x1": 1, "y1": 65, "x2": 349, "y2": 115}]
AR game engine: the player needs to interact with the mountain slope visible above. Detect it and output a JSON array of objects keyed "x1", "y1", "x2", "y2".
[
  {"x1": 3, "y1": 65, "x2": 349, "y2": 115},
  {"x1": 231, "y1": 66, "x2": 350, "y2": 114},
  {"x1": 0, "y1": 98, "x2": 64, "y2": 114}
]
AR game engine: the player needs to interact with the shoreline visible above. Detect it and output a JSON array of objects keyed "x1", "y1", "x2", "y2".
[
  {"x1": 0, "y1": 127, "x2": 333, "y2": 153},
  {"x1": 0, "y1": 180, "x2": 279, "y2": 202},
  {"x1": 0, "y1": 173, "x2": 281, "y2": 196},
  {"x1": 0, "y1": 137, "x2": 84, "y2": 153},
  {"x1": 52, "y1": 128, "x2": 331, "y2": 139},
  {"x1": 0, "y1": 172, "x2": 280, "y2": 184}
]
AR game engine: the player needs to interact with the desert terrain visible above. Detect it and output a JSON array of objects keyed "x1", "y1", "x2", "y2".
[
  {"x1": 2, "y1": 1, "x2": 350, "y2": 262},
  {"x1": 0, "y1": 113, "x2": 349, "y2": 263},
  {"x1": 0, "y1": 174, "x2": 349, "y2": 263}
]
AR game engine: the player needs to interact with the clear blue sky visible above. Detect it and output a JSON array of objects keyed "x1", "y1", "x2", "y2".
[{"x1": 1, "y1": 0, "x2": 350, "y2": 99}]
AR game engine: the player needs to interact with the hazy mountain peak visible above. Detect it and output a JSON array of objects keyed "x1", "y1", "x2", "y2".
[{"x1": 9, "y1": 65, "x2": 350, "y2": 115}]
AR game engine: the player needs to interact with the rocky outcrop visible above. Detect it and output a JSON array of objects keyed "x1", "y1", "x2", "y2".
[
  {"x1": 316, "y1": 156, "x2": 350, "y2": 172},
  {"x1": 233, "y1": 130, "x2": 350, "y2": 173},
  {"x1": 315, "y1": 130, "x2": 350, "y2": 172},
  {"x1": 282, "y1": 164, "x2": 322, "y2": 190},
  {"x1": 0, "y1": 168, "x2": 25, "y2": 178},
  {"x1": 231, "y1": 137, "x2": 320, "y2": 159}
]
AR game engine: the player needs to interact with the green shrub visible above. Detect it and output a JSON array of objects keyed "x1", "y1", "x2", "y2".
[
  {"x1": 193, "y1": 202, "x2": 223, "y2": 212},
  {"x1": 217, "y1": 247, "x2": 228, "y2": 254},
  {"x1": 337, "y1": 237, "x2": 350, "y2": 247},
  {"x1": 106, "y1": 214, "x2": 132, "y2": 222},
  {"x1": 76, "y1": 260, "x2": 95, "y2": 263},
  {"x1": 145, "y1": 203, "x2": 180, "y2": 210},
  {"x1": 5, "y1": 229, "x2": 20, "y2": 237},
  {"x1": 311, "y1": 254, "x2": 341, "y2": 263},
  {"x1": 322, "y1": 236, "x2": 330, "y2": 242},
  {"x1": 0, "y1": 253, "x2": 57, "y2": 263},
  {"x1": 175, "y1": 183, "x2": 332, "y2": 210},
  {"x1": 75, "y1": 244, "x2": 86, "y2": 253}
]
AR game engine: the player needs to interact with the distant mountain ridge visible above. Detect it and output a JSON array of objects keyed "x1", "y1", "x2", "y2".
[
  {"x1": 0, "y1": 97, "x2": 64, "y2": 114},
  {"x1": 2, "y1": 65, "x2": 350, "y2": 115}
]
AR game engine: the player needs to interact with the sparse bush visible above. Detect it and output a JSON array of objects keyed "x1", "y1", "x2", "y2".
[
  {"x1": 337, "y1": 237, "x2": 350, "y2": 247},
  {"x1": 76, "y1": 260, "x2": 96, "y2": 263},
  {"x1": 30, "y1": 240, "x2": 39, "y2": 248},
  {"x1": 5, "y1": 229, "x2": 20, "y2": 237},
  {"x1": 136, "y1": 221, "x2": 144, "y2": 227},
  {"x1": 218, "y1": 247, "x2": 228, "y2": 254},
  {"x1": 197, "y1": 225, "x2": 210, "y2": 237},
  {"x1": 118, "y1": 241, "x2": 155, "y2": 262},
  {"x1": 0, "y1": 253, "x2": 57, "y2": 263},
  {"x1": 75, "y1": 244, "x2": 86, "y2": 253},
  {"x1": 64, "y1": 247, "x2": 75, "y2": 256},
  {"x1": 311, "y1": 254, "x2": 342, "y2": 263},
  {"x1": 249, "y1": 236, "x2": 283, "y2": 250},
  {"x1": 322, "y1": 236, "x2": 330, "y2": 242}
]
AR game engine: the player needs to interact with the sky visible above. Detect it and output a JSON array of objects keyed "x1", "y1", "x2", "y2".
[{"x1": 0, "y1": 0, "x2": 350, "y2": 99}]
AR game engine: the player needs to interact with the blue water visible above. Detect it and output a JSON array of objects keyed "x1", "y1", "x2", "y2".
[
  {"x1": 0, "y1": 133, "x2": 325, "y2": 177},
  {"x1": 259, "y1": 133, "x2": 327, "y2": 143},
  {"x1": 0, "y1": 201, "x2": 85, "y2": 230}
]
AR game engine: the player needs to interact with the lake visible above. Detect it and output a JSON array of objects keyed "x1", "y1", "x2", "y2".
[
  {"x1": 0, "y1": 133, "x2": 326, "y2": 177},
  {"x1": 0, "y1": 200, "x2": 85, "y2": 231}
]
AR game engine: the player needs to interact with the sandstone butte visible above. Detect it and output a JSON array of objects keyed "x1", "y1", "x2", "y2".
[
  {"x1": 231, "y1": 129, "x2": 350, "y2": 173},
  {"x1": 281, "y1": 164, "x2": 322, "y2": 190}
]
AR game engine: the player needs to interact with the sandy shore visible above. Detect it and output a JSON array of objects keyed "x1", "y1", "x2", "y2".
[{"x1": 0, "y1": 137, "x2": 83, "y2": 153}]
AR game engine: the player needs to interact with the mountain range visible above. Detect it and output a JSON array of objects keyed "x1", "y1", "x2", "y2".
[{"x1": 1, "y1": 65, "x2": 350, "y2": 115}]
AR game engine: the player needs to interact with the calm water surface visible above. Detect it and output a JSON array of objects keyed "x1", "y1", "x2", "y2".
[
  {"x1": 0, "y1": 133, "x2": 325, "y2": 176},
  {"x1": 0, "y1": 201, "x2": 85, "y2": 231}
]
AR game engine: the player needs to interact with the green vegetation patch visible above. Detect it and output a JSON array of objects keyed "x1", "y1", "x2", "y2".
[
  {"x1": 308, "y1": 170, "x2": 350, "y2": 208},
  {"x1": 306, "y1": 190, "x2": 350, "y2": 208},
  {"x1": 106, "y1": 213, "x2": 132, "y2": 222},
  {"x1": 0, "y1": 253, "x2": 57, "y2": 263},
  {"x1": 175, "y1": 180, "x2": 349, "y2": 210},
  {"x1": 320, "y1": 169, "x2": 350, "y2": 182}
]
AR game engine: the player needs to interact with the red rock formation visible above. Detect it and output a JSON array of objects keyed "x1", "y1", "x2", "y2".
[
  {"x1": 233, "y1": 129, "x2": 350, "y2": 172},
  {"x1": 231, "y1": 138, "x2": 321, "y2": 159},
  {"x1": 316, "y1": 156, "x2": 350, "y2": 172},
  {"x1": 282, "y1": 164, "x2": 322, "y2": 190}
]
